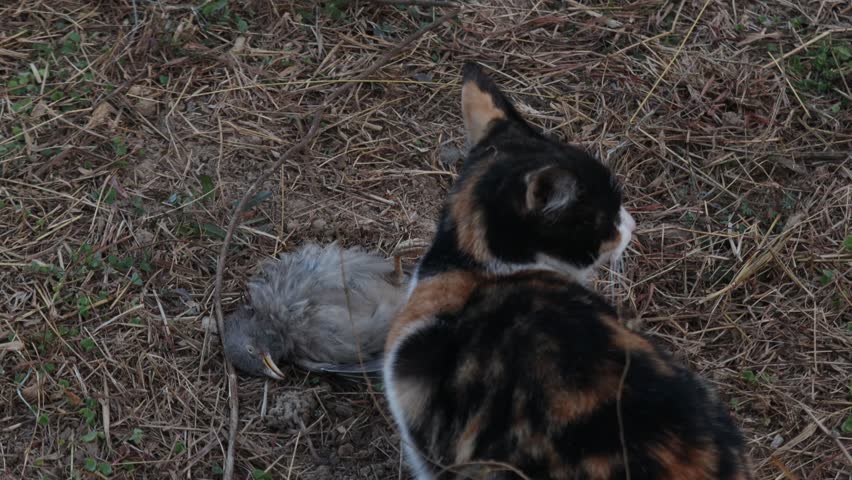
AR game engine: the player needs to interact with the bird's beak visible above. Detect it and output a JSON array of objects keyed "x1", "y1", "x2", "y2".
[{"x1": 261, "y1": 353, "x2": 286, "y2": 380}]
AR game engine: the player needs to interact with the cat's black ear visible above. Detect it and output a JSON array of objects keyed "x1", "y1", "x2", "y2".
[
  {"x1": 461, "y1": 63, "x2": 519, "y2": 144},
  {"x1": 524, "y1": 166, "x2": 577, "y2": 214}
]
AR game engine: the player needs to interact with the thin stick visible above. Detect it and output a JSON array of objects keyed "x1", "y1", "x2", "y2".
[
  {"x1": 212, "y1": 9, "x2": 459, "y2": 480},
  {"x1": 563, "y1": 0, "x2": 623, "y2": 29},
  {"x1": 629, "y1": 0, "x2": 712, "y2": 123},
  {"x1": 368, "y1": 0, "x2": 458, "y2": 7},
  {"x1": 766, "y1": 51, "x2": 811, "y2": 118}
]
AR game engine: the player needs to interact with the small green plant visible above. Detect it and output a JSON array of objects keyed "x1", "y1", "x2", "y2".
[
  {"x1": 79, "y1": 400, "x2": 97, "y2": 426},
  {"x1": 841, "y1": 415, "x2": 852, "y2": 433},
  {"x1": 199, "y1": 174, "x2": 215, "y2": 201},
  {"x1": 252, "y1": 468, "x2": 272, "y2": 480},
  {"x1": 60, "y1": 32, "x2": 82, "y2": 55},
  {"x1": 323, "y1": 0, "x2": 348, "y2": 21},
  {"x1": 112, "y1": 137, "x2": 128, "y2": 156},
  {"x1": 237, "y1": 190, "x2": 272, "y2": 211},
  {"x1": 0, "y1": 126, "x2": 26, "y2": 158},
  {"x1": 789, "y1": 16, "x2": 804, "y2": 29},
  {"x1": 790, "y1": 40, "x2": 852, "y2": 100},
  {"x1": 174, "y1": 440, "x2": 186, "y2": 454},
  {"x1": 738, "y1": 199, "x2": 755, "y2": 218},
  {"x1": 37, "y1": 414, "x2": 49, "y2": 426},
  {"x1": 819, "y1": 269, "x2": 835, "y2": 286},
  {"x1": 843, "y1": 235, "x2": 852, "y2": 251},
  {"x1": 84, "y1": 457, "x2": 112, "y2": 476},
  {"x1": 200, "y1": 0, "x2": 228, "y2": 18},
  {"x1": 235, "y1": 15, "x2": 248, "y2": 32},
  {"x1": 12, "y1": 98, "x2": 33, "y2": 114},
  {"x1": 129, "y1": 428, "x2": 143, "y2": 445},
  {"x1": 742, "y1": 369, "x2": 776, "y2": 385},
  {"x1": 139, "y1": 251, "x2": 153, "y2": 273},
  {"x1": 729, "y1": 398, "x2": 740, "y2": 411},
  {"x1": 80, "y1": 338, "x2": 96, "y2": 352},
  {"x1": 107, "y1": 254, "x2": 133, "y2": 272},
  {"x1": 132, "y1": 196, "x2": 145, "y2": 216},
  {"x1": 166, "y1": 192, "x2": 183, "y2": 206},
  {"x1": 103, "y1": 187, "x2": 117, "y2": 205},
  {"x1": 201, "y1": 223, "x2": 227, "y2": 239},
  {"x1": 77, "y1": 296, "x2": 93, "y2": 318}
]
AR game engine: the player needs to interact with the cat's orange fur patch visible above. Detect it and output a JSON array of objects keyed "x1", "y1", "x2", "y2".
[
  {"x1": 599, "y1": 231, "x2": 622, "y2": 255},
  {"x1": 549, "y1": 376, "x2": 619, "y2": 423},
  {"x1": 449, "y1": 160, "x2": 494, "y2": 263},
  {"x1": 582, "y1": 455, "x2": 620, "y2": 480},
  {"x1": 601, "y1": 314, "x2": 675, "y2": 376},
  {"x1": 386, "y1": 271, "x2": 479, "y2": 349},
  {"x1": 651, "y1": 436, "x2": 719, "y2": 480},
  {"x1": 454, "y1": 413, "x2": 483, "y2": 463},
  {"x1": 462, "y1": 81, "x2": 506, "y2": 143}
]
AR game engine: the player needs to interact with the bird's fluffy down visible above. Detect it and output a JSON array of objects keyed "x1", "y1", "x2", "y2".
[{"x1": 241, "y1": 243, "x2": 406, "y2": 371}]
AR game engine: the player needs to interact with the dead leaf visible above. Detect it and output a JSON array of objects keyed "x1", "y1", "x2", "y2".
[
  {"x1": 22, "y1": 378, "x2": 41, "y2": 402},
  {"x1": 0, "y1": 340, "x2": 24, "y2": 352},
  {"x1": 30, "y1": 101, "x2": 53, "y2": 120},
  {"x1": 231, "y1": 36, "x2": 247, "y2": 54},
  {"x1": 737, "y1": 30, "x2": 784, "y2": 47},
  {"x1": 86, "y1": 102, "x2": 116, "y2": 129}
]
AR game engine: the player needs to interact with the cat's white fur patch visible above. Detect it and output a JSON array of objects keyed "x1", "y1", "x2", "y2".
[
  {"x1": 384, "y1": 319, "x2": 435, "y2": 480},
  {"x1": 485, "y1": 207, "x2": 635, "y2": 284}
]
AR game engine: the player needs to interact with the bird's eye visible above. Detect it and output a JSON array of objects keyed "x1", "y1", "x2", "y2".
[{"x1": 246, "y1": 346, "x2": 255, "y2": 354}]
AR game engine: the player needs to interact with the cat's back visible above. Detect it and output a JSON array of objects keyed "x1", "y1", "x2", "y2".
[{"x1": 386, "y1": 270, "x2": 750, "y2": 480}]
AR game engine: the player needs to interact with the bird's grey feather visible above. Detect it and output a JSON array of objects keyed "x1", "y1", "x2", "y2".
[
  {"x1": 301, "y1": 357, "x2": 385, "y2": 379},
  {"x1": 224, "y1": 242, "x2": 406, "y2": 378}
]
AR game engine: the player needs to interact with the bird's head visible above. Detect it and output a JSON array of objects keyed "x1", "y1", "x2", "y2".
[{"x1": 222, "y1": 304, "x2": 288, "y2": 380}]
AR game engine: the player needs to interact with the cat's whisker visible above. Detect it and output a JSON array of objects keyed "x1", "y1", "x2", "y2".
[{"x1": 607, "y1": 253, "x2": 628, "y2": 303}]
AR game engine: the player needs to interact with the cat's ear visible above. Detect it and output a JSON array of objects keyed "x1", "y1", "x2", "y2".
[
  {"x1": 461, "y1": 63, "x2": 517, "y2": 144},
  {"x1": 524, "y1": 166, "x2": 577, "y2": 214}
]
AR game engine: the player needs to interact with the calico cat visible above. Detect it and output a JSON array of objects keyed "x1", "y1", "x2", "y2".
[{"x1": 382, "y1": 63, "x2": 750, "y2": 480}]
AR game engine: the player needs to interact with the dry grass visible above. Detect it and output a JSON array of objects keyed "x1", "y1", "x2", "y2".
[{"x1": 1, "y1": 1, "x2": 850, "y2": 479}]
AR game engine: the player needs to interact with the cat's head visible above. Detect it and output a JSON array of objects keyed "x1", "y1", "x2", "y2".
[{"x1": 445, "y1": 63, "x2": 634, "y2": 283}]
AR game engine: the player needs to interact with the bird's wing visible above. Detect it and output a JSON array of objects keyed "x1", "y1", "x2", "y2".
[{"x1": 298, "y1": 357, "x2": 385, "y2": 380}]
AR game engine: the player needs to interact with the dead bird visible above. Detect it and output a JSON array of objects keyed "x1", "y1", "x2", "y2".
[{"x1": 223, "y1": 242, "x2": 407, "y2": 380}]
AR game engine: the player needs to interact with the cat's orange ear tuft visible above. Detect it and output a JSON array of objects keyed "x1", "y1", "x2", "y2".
[{"x1": 461, "y1": 63, "x2": 510, "y2": 145}]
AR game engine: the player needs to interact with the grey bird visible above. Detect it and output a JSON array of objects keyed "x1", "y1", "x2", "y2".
[{"x1": 223, "y1": 243, "x2": 408, "y2": 380}]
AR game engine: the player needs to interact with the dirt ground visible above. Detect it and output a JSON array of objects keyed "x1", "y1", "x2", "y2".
[{"x1": 1, "y1": 1, "x2": 850, "y2": 479}]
